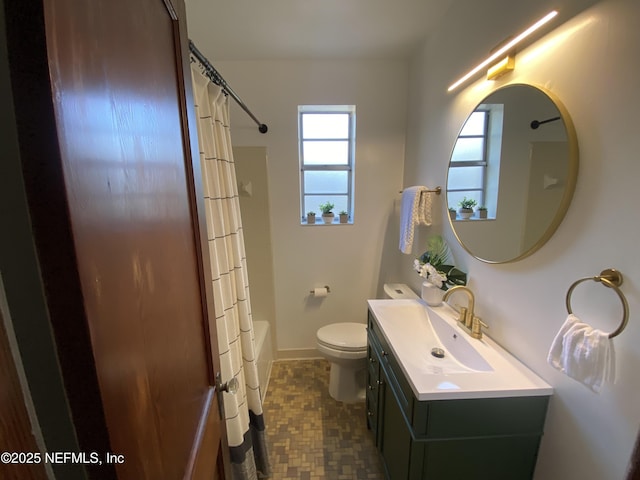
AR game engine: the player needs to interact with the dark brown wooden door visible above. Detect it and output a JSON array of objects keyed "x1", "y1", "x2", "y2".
[
  {"x1": 0, "y1": 299, "x2": 49, "y2": 480},
  {"x1": 39, "y1": 0, "x2": 229, "y2": 478}
]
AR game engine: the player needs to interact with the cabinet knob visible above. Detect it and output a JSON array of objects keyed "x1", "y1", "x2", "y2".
[
  {"x1": 377, "y1": 380, "x2": 384, "y2": 386},
  {"x1": 368, "y1": 385, "x2": 374, "y2": 390},
  {"x1": 369, "y1": 357, "x2": 376, "y2": 363},
  {"x1": 367, "y1": 411, "x2": 374, "y2": 417},
  {"x1": 381, "y1": 350, "x2": 388, "y2": 357}
]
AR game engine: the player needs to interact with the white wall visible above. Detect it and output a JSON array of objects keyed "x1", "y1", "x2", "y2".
[
  {"x1": 234, "y1": 146, "x2": 277, "y2": 351},
  {"x1": 215, "y1": 60, "x2": 408, "y2": 354},
  {"x1": 402, "y1": 0, "x2": 640, "y2": 478}
]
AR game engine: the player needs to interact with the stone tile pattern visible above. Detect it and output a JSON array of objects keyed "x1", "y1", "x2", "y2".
[{"x1": 262, "y1": 359, "x2": 384, "y2": 479}]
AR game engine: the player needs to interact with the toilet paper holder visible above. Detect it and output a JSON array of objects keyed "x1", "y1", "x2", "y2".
[{"x1": 310, "y1": 285, "x2": 331, "y2": 295}]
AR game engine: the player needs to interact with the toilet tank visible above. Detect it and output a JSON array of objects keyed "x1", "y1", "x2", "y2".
[{"x1": 383, "y1": 283, "x2": 419, "y2": 300}]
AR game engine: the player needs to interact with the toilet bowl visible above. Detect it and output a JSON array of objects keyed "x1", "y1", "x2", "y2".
[
  {"x1": 317, "y1": 322, "x2": 368, "y2": 402},
  {"x1": 316, "y1": 283, "x2": 418, "y2": 402}
]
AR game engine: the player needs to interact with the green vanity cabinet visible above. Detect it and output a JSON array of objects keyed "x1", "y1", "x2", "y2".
[
  {"x1": 366, "y1": 341, "x2": 380, "y2": 444},
  {"x1": 367, "y1": 323, "x2": 412, "y2": 479},
  {"x1": 366, "y1": 310, "x2": 550, "y2": 480}
]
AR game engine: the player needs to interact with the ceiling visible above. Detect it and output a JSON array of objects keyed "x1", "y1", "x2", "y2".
[{"x1": 185, "y1": 0, "x2": 456, "y2": 61}]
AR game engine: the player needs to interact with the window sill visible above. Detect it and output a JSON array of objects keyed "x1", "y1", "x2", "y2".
[
  {"x1": 302, "y1": 221, "x2": 353, "y2": 226},
  {"x1": 452, "y1": 217, "x2": 494, "y2": 222}
]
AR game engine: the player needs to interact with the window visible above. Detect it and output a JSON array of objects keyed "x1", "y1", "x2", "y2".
[
  {"x1": 299, "y1": 105, "x2": 355, "y2": 224},
  {"x1": 447, "y1": 110, "x2": 488, "y2": 210}
]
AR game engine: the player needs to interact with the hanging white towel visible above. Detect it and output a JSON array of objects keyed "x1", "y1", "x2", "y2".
[
  {"x1": 399, "y1": 186, "x2": 433, "y2": 254},
  {"x1": 417, "y1": 189, "x2": 434, "y2": 226},
  {"x1": 547, "y1": 314, "x2": 615, "y2": 393}
]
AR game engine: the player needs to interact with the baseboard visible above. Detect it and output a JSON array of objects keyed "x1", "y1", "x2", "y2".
[{"x1": 277, "y1": 348, "x2": 323, "y2": 360}]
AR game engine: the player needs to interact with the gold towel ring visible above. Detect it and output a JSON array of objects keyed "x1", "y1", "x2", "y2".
[{"x1": 565, "y1": 268, "x2": 629, "y2": 339}]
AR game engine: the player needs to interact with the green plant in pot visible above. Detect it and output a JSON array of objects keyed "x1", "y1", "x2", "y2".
[
  {"x1": 478, "y1": 205, "x2": 488, "y2": 219},
  {"x1": 306, "y1": 211, "x2": 316, "y2": 224},
  {"x1": 319, "y1": 202, "x2": 335, "y2": 224},
  {"x1": 448, "y1": 207, "x2": 457, "y2": 221},
  {"x1": 458, "y1": 197, "x2": 477, "y2": 220},
  {"x1": 339, "y1": 210, "x2": 348, "y2": 223}
]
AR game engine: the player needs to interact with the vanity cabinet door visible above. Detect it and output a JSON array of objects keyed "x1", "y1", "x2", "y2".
[
  {"x1": 416, "y1": 435, "x2": 541, "y2": 479},
  {"x1": 368, "y1": 312, "x2": 414, "y2": 419},
  {"x1": 366, "y1": 343, "x2": 381, "y2": 444},
  {"x1": 379, "y1": 365, "x2": 411, "y2": 480}
]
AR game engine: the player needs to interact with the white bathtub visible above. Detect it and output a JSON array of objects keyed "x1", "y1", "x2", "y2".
[{"x1": 253, "y1": 321, "x2": 273, "y2": 401}]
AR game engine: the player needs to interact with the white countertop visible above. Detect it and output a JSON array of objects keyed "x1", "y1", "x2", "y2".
[{"x1": 368, "y1": 298, "x2": 553, "y2": 401}]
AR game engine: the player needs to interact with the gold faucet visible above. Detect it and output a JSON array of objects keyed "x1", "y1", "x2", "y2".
[
  {"x1": 442, "y1": 285, "x2": 489, "y2": 339},
  {"x1": 442, "y1": 285, "x2": 475, "y2": 328}
]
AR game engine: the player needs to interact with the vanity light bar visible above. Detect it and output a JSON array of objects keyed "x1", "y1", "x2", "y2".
[{"x1": 447, "y1": 10, "x2": 558, "y2": 92}]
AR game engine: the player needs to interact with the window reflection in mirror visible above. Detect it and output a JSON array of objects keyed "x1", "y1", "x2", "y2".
[{"x1": 448, "y1": 107, "x2": 504, "y2": 219}]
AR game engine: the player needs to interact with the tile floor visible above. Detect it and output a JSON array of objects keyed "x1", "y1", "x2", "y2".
[{"x1": 262, "y1": 359, "x2": 385, "y2": 479}]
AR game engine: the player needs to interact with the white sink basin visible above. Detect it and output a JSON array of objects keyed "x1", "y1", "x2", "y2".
[
  {"x1": 368, "y1": 299, "x2": 553, "y2": 400},
  {"x1": 428, "y1": 307, "x2": 493, "y2": 372},
  {"x1": 373, "y1": 302, "x2": 492, "y2": 373}
]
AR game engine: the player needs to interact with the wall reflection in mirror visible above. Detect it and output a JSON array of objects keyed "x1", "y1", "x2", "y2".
[{"x1": 447, "y1": 84, "x2": 578, "y2": 263}]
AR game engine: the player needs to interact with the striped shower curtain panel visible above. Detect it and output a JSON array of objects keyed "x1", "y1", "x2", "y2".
[{"x1": 190, "y1": 63, "x2": 270, "y2": 479}]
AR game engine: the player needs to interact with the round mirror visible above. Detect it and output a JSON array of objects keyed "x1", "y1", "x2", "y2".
[{"x1": 446, "y1": 84, "x2": 578, "y2": 263}]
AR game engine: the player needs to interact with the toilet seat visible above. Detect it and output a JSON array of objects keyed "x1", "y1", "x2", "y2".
[{"x1": 316, "y1": 322, "x2": 367, "y2": 352}]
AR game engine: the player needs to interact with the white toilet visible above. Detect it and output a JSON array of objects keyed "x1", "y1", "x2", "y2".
[{"x1": 316, "y1": 283, "x2": 418, "y2": 402}]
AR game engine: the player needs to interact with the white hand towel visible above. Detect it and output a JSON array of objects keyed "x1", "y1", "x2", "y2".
[
  {"x1": 417, "y1": 189, "x2": 434, "y2": 226},
  {"x1": 399, "y1": 186, "x2": 432, "y2": 254},
  {"x1": 547, "y1": 314, "x2": 615, "y2": 393}
]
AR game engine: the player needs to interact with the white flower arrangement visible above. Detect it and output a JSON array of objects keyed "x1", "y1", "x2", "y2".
[
  {"x1": 413, "y1": 235, "x2": 467, "y2": 291},
  {"x1": 413, "y1": 260, "x2": 448, "y2": 288}
]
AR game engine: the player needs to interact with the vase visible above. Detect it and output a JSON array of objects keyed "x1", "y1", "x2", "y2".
[
  {"x1": 421, "y1": 281, "x2": 444, "y2": 306},
  {"x1": 322, "y1": 213, "x2": 334, "y2": 224},
  {"x1": 458, "y1": 208, "x2": 473, "y2": 220}
]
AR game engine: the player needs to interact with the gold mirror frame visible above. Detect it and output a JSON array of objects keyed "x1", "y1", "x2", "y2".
[{"x1": 446, "y1": 83, "x2": 579, "y2": 263}]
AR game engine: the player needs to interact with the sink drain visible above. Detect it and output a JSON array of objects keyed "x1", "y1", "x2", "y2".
[{"x1": 431, "y1": 347, "x2": 445, "y2": 359}]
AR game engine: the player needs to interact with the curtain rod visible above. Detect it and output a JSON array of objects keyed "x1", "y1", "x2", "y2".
[{"x1": 189, "y1": 40, "x2": 268, "y2": 134}]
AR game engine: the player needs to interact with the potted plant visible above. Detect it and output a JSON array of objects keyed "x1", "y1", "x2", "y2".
[
  {"x1": 339, "y1": 210, "x2": 349, "y2": 224},
  {"x1": 458, "y1": 197, "x2": 477, "y2": 220},
  {"x1": 448, "y1": 207, "x2": 457, "y2": 221},
  {"x1": 413, "y1": 235, "x2": 467, "y2": 306},
  {"x1": 478, "y1": 205, "x2": 488, "y2": 219},
  {"x1": 319, "y1": 202, "x2": 335, "y2": 224},
  {"x1": 306, "y1": 211, "x2": 316, "y2": 224}
]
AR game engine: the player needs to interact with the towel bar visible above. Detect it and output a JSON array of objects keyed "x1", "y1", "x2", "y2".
[
  {"x1": 399, "y1": 186, "x2": 441, "y2": 195},
  {"x1": 565, "y1": 268, "x2": 629, "y2": 339}
]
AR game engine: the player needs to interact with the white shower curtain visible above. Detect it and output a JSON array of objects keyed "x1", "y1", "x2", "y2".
[{"x1": 190, "y1": 62, "x2": 270, "y2": 479}]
